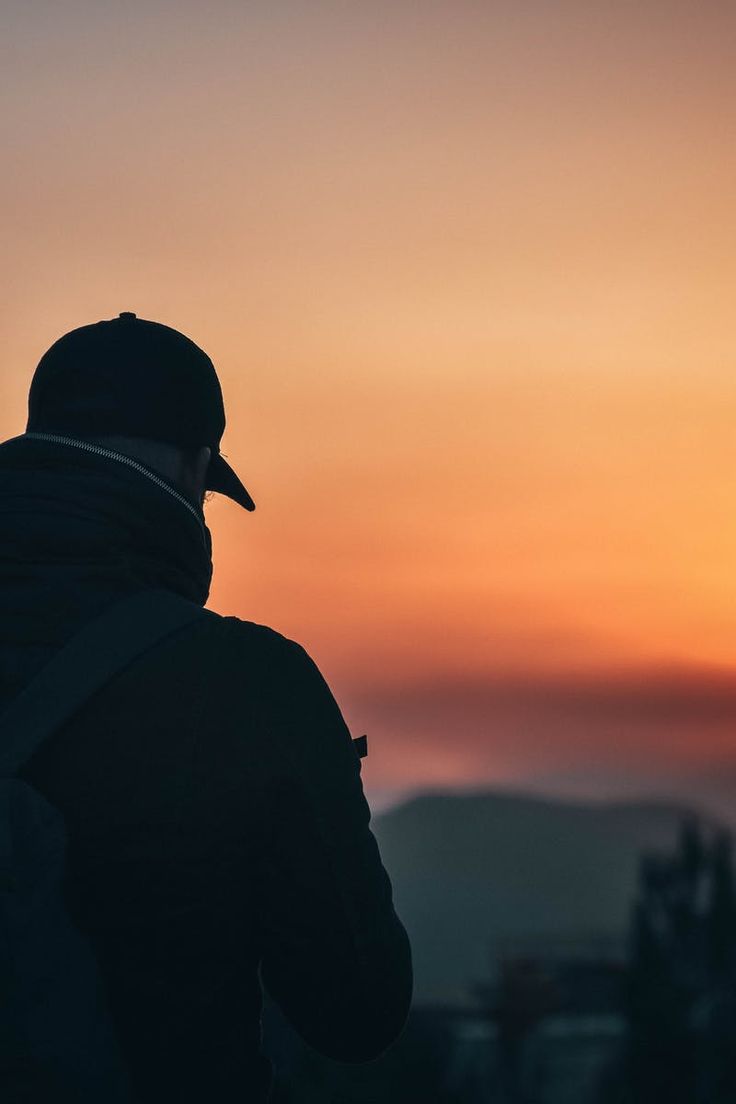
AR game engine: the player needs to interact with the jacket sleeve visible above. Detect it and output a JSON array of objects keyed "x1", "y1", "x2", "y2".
[{"x1": 254, "y1": 638, "x2": 413, "y2": 1062}]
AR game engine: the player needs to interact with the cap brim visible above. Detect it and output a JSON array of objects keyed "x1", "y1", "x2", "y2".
[{"x1": 206, "y1": 452, "x2": 255, "y2": 511}]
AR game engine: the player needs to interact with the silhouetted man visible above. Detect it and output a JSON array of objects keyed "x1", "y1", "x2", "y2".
[{"x1": 0, "y1": 313, "x2": 412, "y2": 1102}]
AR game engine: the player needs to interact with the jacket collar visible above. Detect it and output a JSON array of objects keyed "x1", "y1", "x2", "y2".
[
  {"x1": 23, "y1": 431, "x2": 207, "y2": 536},
  {"x1": 0, "y1": 432, "x2": 214, "y2": 608}
]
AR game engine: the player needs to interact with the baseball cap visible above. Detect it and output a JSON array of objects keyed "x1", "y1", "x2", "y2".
[{"x1": 25, "y1": 312, "x2": 255, "y2": 511}]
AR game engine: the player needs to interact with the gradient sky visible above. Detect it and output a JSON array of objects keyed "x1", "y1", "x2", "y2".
[{"x1": 2, "y1": 2, "x2": 736, "y2": 815}]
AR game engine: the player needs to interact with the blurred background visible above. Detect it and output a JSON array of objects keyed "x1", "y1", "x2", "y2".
[{"x1": 3, "y1": 3, "x2": 736, "y2": 1100}]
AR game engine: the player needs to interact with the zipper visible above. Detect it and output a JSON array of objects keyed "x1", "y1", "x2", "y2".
[{"x1": 23, "y1": 431, "x2": 207, "y2": 537}]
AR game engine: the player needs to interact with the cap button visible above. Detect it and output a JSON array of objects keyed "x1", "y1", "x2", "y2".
[{"x1": 118, "y1": 311, "x2": 137, "y2": 321}]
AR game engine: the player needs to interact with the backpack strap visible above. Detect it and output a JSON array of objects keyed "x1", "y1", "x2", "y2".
[{"x1": 0, "y1": 588, "x2": 215, "y2": 778}]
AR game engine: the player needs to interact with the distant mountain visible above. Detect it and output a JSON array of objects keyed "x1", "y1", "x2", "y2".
[{"x1": 372, "y1": 789, "x2": 713, "y2": 1006}]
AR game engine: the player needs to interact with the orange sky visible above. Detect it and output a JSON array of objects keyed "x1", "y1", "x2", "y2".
[{"x1": 3, "y1": 2, "x2": 736, "y2": 813}]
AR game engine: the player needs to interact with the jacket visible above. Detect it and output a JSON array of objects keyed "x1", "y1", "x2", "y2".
[{"x1": 0, "y1": 433, "x2": 413, "y2": 1103}]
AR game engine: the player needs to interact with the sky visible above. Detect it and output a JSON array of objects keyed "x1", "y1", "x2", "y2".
[{"x1": 2, "y1": 1, "x2": 736, "y2": 816}]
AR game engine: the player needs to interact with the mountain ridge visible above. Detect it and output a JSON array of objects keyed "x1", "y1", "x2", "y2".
[{"x1": 372, "y1": 788, "x2": 718, "y2": 1005}]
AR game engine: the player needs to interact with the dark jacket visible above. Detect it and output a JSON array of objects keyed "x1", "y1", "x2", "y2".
[{"x1": 0, "y1": 433, "x2": 412, "y2": 1103}]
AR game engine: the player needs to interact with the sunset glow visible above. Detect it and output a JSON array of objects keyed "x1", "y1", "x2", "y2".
[{"x1": 3, "y1": 2, "x2": 736, "y2": 814}]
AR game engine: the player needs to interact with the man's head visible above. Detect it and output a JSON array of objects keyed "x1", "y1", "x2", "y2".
[{"x1": 25, "y1": 313, "x2": 255, "y2": 513}]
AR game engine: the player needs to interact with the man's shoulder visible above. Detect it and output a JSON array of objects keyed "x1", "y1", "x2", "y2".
[
  {"x1": 208, "y1": 613, "x2": 336, "y2": 708},
  {"x1": 211, "y1": 612, "x2": 311, "y2": 669},
  {"x1": 201, "y1": 613, "x2": 353, "y2": 765}
]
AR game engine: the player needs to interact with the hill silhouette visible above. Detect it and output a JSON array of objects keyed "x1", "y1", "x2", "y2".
[{"x1": 372, "y1": 788, "x2": 712, "y2": 1005}]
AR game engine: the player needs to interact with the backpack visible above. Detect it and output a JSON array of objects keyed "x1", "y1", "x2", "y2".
[{"x1": 0, "y1": 588, "x2": 216, "y2": 1103}]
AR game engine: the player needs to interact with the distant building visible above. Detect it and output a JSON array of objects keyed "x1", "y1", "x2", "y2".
[{"x1": 458, "y1": 934, "x2": 628, "y2": 1103}]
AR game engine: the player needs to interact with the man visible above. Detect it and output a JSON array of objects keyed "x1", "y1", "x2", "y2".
[{"x1": 0, "y1": 313, "x2": 412, "y2": 1102}]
